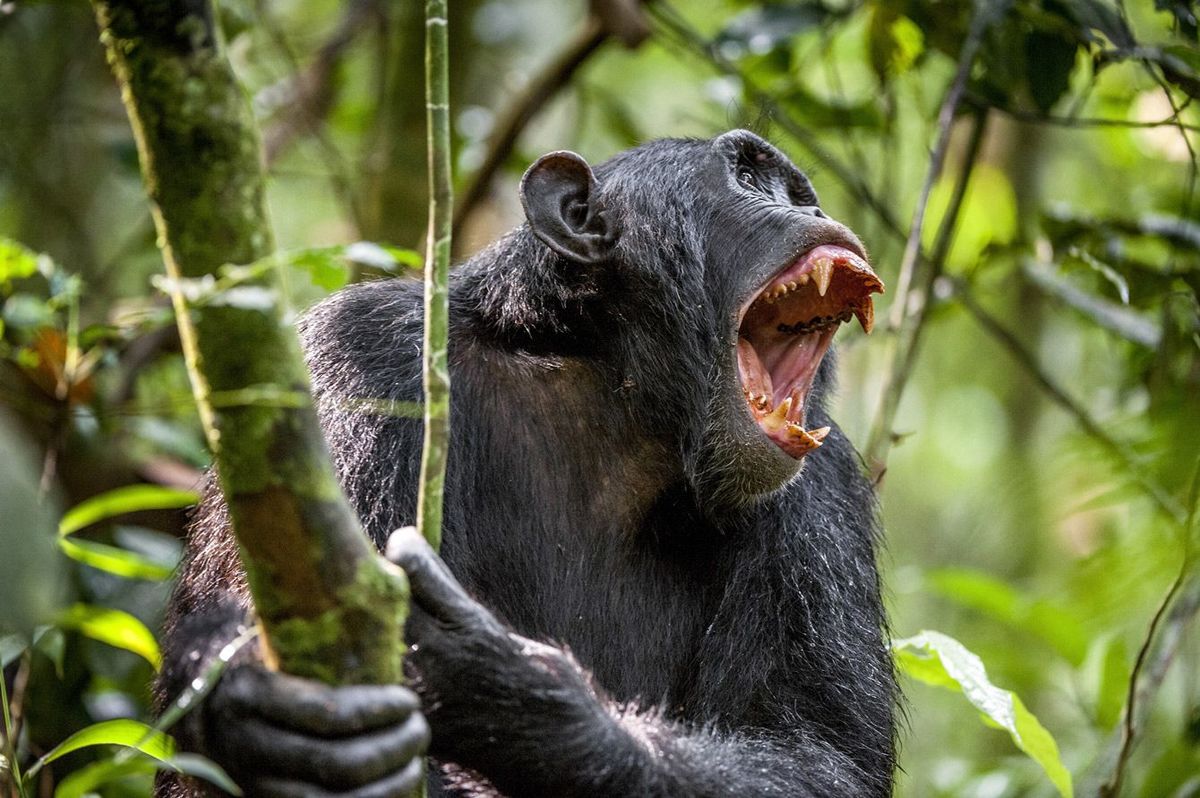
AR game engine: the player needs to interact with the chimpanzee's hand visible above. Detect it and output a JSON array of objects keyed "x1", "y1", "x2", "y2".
[
  {"x1": 201, "y1": 663, "x2": 429, "y2": 797},
  {"x1": 386, "y1": 526, "x2": 607, "y2": 781}
]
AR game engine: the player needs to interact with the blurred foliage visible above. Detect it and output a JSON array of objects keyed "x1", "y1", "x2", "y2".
[{"x1": 1, "y1": 0, "x2": 1199, "y2": 796}]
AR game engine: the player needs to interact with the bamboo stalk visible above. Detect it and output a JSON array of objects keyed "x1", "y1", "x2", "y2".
[{"x1": 418, "y1": 0, "x2": 453, "y2": 551}]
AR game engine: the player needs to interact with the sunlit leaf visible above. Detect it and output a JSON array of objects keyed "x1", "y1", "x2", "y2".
[
  {"x1": 894, "y1": 630, "x2": 1073, "y2": 798},
  {"x1": 57, "y1": 604, "x2": 161, "y2": 669},
  {"x1": 925, "y1": 164, "x2": 1017, "y2": 271},
  {"x1": 32, "y1": 719, "x2": 172, "y2": 773},
  {"x1": 58, "y1": 485, "x2": 199, "y2": 537},
  {"x1": 58, "y1": 536, "x2": 176, "y2": 580},
  {"x1": 0, "y1": 238, "x2": 40, "y2": 285}
]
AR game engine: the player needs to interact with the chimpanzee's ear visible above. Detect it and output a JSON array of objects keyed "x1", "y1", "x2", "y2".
[{"x1": 520, "y1": 151, "x2": 617, "y2": 264}]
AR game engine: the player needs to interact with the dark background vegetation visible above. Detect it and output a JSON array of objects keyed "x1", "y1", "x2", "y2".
[{"x1": 1, "y1": 0, "x2": 1199, "y2": 796}]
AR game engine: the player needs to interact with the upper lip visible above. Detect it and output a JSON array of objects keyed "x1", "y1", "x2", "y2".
[{"x1": 737, "y1": 236, "x2": 873, "y2": 325}]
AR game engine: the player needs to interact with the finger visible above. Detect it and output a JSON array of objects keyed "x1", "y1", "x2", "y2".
[
  {"x1": 220, "y1": 666, "x2": 420, "y2": 736},
  {"x1": 386, "y1": 527, "x2": 496, "y2": 629},
  {"x1": 252, "y1": 758, "x2": 426, "y2": 798},
  {"x1": 222, "y1": 711, "x2": 429, "y2": 789}
]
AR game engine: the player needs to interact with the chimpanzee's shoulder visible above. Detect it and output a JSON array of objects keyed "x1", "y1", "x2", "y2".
[{"x1": 298, "y1": 277, "x2": 425, "y2": 398}]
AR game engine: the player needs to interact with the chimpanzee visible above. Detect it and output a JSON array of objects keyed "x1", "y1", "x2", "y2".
[{"x1": 156, "y1": 129, "x2": 896, "y2": 797}]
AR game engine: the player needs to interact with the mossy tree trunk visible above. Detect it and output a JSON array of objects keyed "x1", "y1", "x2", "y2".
[{"x1": 91, "y1": 0, "x2": 408, "y2": 686}]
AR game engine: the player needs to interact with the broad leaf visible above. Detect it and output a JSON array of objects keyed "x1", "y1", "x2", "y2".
[
  {"x1": 29, "y1": 719, "x2": 172, "y2": 781},
  {"x1": 57, "y1": 604, "x2": 161, "y2": 669},
  {"x1": 894, "y1": 630, "x2": 1073, "y2": 798}
]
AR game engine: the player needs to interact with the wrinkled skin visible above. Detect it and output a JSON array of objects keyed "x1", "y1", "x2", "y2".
[{"x1": 157, "y1": 130, "x2": 897, "y2": 797}]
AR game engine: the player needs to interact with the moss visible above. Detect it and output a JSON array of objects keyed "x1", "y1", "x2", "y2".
[{"x1": 93, "y1": 0, "x2": 410, "y2": 687}]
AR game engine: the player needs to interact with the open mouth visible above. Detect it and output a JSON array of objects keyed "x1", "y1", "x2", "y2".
[{"x1": 736, "y1": 243, "x2": 884, "y2": 459}]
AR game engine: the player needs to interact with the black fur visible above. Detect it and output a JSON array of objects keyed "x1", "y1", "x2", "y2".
[{"x1": 157, "y1": 130, "x2": 897, "y2": 797}]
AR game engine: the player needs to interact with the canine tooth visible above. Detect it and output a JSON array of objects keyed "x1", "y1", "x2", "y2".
[
  {"x1": 764, "y1": 396, "x2": 792, "y2": 428},
  {"x1": 854, "y1": 300, "x2": 874, "y2": 334},
  {"x1": 812, "y1": 257, "x2": 833, "y2": 297},
  {"x1": 786, "y1": 424, "x2": 830, "y2": 453}
]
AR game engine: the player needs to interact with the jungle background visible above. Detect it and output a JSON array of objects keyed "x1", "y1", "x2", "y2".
[{"x1": 2, "y1": 0, "x2": 1199, "y2": 796}]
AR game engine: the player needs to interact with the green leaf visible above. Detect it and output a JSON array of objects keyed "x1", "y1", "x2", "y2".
[
  {"x1": 57, "y1": 604, "x2": 161, "y2": 669},
  {"x1": 53, "y1": 752, "x2": 241, "y2": 798},
  {"x1": 924, "y1": 163, "x2": 1017, "y2": 271},
  {"x1": 167, "y1": 754, "x2": 242, "y2": 795},
  {"x1": 926, "y1": 568, "x2": 1088, "y2": 664},
  {"x1": 32, "y1": 626, "x2": 65, "y2": 677},
  {"x1": 1081, "y1": 634, "x2": 1131, "y2": 730},
  {"x1": 0, "y1": 634, "x2": 25, "y2": 669},
  {"x1": 290, "y1": 246, "x2": 350, "y2": 291},
  {"x1": 58, "y1": 536, "x2": 176, "y2": 581},
  {"x1": 32, "y1": 719, "x2": 173, "y2": 773},
  {"x1": 894, "y1": 630, "x2": 1073, "y2": 798},
  {"x1": 0, "y1": 239, "x2": 40, "y2": 285},
  {"x1": 53, "y1": 758, "x2": 155, "y2": 798},
  {"x1": 868, "y1": 8, "x2": 925, "y2": 84},
  {"x1": 58, "y1": 485, "x2": 199, "y2": 537}
]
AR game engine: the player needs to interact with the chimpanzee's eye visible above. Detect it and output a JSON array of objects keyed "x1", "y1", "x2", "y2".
[{"x1": 737, "y1": 168, "x2": 760, "y2": 191}]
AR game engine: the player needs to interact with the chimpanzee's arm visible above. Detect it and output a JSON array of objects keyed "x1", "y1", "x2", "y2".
[{"x1": 387, "y1": 528, "x2": 882, "y2": 798}]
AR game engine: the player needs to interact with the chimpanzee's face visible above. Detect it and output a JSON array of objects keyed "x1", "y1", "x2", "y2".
[
  {"x1": 518, "y1": 130, "x2": 882, "y2": 504},
  {"x1": 694, "y1": 130, "x2": 883, "y2": 498}
]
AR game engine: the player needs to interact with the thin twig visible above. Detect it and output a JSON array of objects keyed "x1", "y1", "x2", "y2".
[
  {"x1": 865, "y1": 109, "x2": 989, "y2": 475},
  {"x1": 968, "y1": 90, "x2": 1200, "y2": 133},
  {"x1": 1096, "y1": 461, "x2": 1200, "y2": 797},
  {"x1": 453, "y1": 17, "x2": 608, "y2": 240},
  {"x1": 955, "y1": 284, "x2": 1187, "y2": 526}
]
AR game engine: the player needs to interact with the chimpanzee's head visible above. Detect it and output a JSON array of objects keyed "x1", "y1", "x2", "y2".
[{"x1": 519, "y1": 130, "x2": 882, "y2": 504}]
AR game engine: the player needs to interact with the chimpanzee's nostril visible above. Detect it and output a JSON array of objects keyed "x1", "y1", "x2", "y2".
[{"x1": 798, "y1": 206, "x2": 827, "y2": 219}]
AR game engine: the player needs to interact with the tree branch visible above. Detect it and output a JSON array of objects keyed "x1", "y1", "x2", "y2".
[{"x1": 91, "y1": 0, "x2": 408, "y2": 686}]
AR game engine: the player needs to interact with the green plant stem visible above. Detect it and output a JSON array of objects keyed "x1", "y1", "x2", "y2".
[
  {"x1": 418, "y1": 0, "x2": 453, "y2": 551},
  {"x1": 1, "y1": 654, "x2": 28, "y2": 798}
]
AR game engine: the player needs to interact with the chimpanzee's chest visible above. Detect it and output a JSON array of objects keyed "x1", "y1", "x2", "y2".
[{"x1": 443, "y1": 516, "x2": 728, "y2": 714}]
